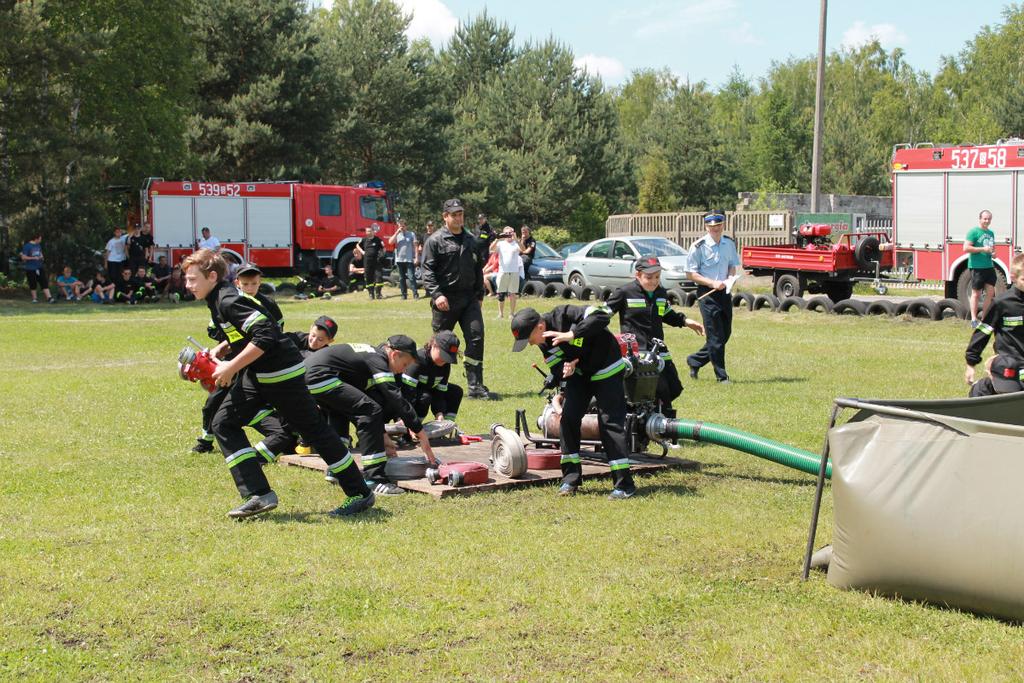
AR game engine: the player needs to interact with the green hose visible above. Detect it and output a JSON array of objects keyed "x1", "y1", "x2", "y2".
[{"x1": 662, "y1": 418, "x2": 831, "y2": 479}]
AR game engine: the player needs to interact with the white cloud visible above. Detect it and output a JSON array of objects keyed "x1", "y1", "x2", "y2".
[
  {"x1": 574, "y1": 54, "x2": 628, "y2": 83},
  {"x1": 725, "y1": 21, "x2": 762, "y2": 47},
  {"x1": 840, "y1": 21, "x2": 909, "y2": 50},
  {"x1": 633, "y1": 0, "x2": 737, "y2": 39},
  {"x1": 396, "y1": 0, "x2": 458, "y2": 46}
]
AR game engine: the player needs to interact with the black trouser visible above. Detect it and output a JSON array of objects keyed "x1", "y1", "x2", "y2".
[
  {"x1": 396, "y1": 262, "x2": 418, "y2": 298},
  {"x1": 969, "y1": 377, "x2": 1024, "y2": 397},
  {"x1": 364, "y1": 255, "x2": 381, "y2": 298},
  {"x1": 559, "y1": 367, "x2": 635, "y2": 492},
  {"x1": 212, "y1": 368, "x2": 368, "y2": 499},
  {"x1": 200, "y1": 385, "x2": 290, "y2": 450},
  {"x1": 312, "y1": 383, "x2": 388, "y2": 483},
  {"x1": 108, "y1": 261, "x2": 126, "y2": 285},
  {"x1": 413, "y1": 384, "x2": 463, "y2": 421},
  {"x1": 687, "y1": 288, "x2": 732, "y2": 381},
  {"x1": 431, "y1": 291, "x2": 485, "y2": 389},
  {"x1": 656, "y1": 356, "x2": 683, "y2": 418}
]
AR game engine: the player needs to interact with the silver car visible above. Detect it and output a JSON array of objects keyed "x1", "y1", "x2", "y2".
[{"x1": 561, "y1": 236, "x2": 694, "y2": 289}]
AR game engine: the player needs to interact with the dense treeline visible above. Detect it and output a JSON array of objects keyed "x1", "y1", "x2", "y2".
[{"x1": 1, "y1": 0, "x2": 1022, "y2": 267}]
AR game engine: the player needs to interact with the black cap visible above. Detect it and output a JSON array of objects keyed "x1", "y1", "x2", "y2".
[
  {"x1": 635, "y1": 256, "x2": 662, "y2": 273},
  {"x1": 235, "y1": 263, "x2": 262, "y2": 277},
  {"x1": 989, "y1": 356, "x2": 1024, "y2": 393},
  {"x1": 433, "y1": 330, "x2": 461, "y2": 364},
  {"x1": 510, "y1": 308, "x2": 541, "y2": 352},
  {"x1": 442, "y1": 198, "x2": 465, "y2": 214},
  {"x1": 386, "y1": 334, "x2": 417, "y2": 355},
  {"x1": 313, "y1": 315, "x2": 338, "y2": 340}
]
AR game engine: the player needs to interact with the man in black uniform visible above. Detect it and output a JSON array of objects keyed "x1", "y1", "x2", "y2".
[
  {"x1": 965, "y1": 254, "x2": 1024, "y2": 396},
  {"x1": 475, "y1": 214, "x2": 495, "y2": 265},
  {"x1": 305, "y1": 335, "x2": 439, "y2": 495},
  {"x1": 400, "y1": 330, "x2": 463, "y2": 422},
  {"x1": 607, "y1": 257, "x2": 704, "y2": 418},
  {"x1": 511, "y1": 305, "x2": 637, "y2": 499},
  {"x1": 314, "y1": 264, "x2": 344, "y2": 299},
  {"x1": 355, "y1": 223, "x2": 385, "y2": 300},
  {"x1": 183, "y1": 249, "x2": 373, "y2": 519},
  {"x1": 421, "y1": 198, "x2": 494, "y2": 399}
]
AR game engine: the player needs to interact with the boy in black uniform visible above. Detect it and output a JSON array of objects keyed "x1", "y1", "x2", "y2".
[
  {"x1": 400, "y1": 330, "x2": 463, "y2": 422},
  {"x1": 511, "y1": 305, "x2": 637, "y2": 499},
  {"x1": 130, "y1": 266, "x2": 159, "y2": 303},
  {"x1": 305, "y1": 335, "x2": 439, "y2": 495},
  {"x1": 115, "y1": 266, "x2": 136, "y2": 303},
  {"x1": 606, "y1": 257, "x2": 704, "y2": 418},
  {"x1": 354, "y1": 223, "x2": 385, "y2": 299},
  {"x1": 965, "y1": 254, "x2": 1024, "y2": 396},
  {"x1": 183, "y1": 249, "x2": 373, "y2": 518},
  {"x1": 314, "y1": 264, "x2": 344, "y2": 299},
  {"x1": 421, "y1": 198, "x2": 494, "y2": 399},
  {"x1": 283, "y1": 314, "x2": 338, "y2": 358}
]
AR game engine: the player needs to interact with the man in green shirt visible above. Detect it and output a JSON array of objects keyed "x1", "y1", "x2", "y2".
[{"x1": 964, "y1": 209, "x2": 997, "y2": 327}]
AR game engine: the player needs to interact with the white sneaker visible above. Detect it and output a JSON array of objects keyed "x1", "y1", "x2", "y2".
[{"x1": 371, "y1": 481, "x2": 405, "y2": 496}]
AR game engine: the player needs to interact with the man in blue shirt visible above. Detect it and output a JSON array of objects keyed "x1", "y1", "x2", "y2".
[
  {"x1": 21, "y1": 235, "x2": 55, "y2": 303},
  {"x1": 685, "y1": 211, "x2": 740, "y2": 383}
]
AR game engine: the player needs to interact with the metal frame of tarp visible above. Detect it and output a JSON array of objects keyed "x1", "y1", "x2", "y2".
[{"x1": 801, "y1": 391, "x2": 1024, "y2": 579}]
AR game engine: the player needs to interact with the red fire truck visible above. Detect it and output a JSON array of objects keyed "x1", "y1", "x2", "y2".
[
  {"x1": 891, "y1": 139, "x2": 1024, "y2": 302},
  {"x1": 141, "y1": 178, "x2": 398, "y2": 280}
]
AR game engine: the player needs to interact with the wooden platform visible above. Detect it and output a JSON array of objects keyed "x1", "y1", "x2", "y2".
[{"x1": 278, "y1": 435, "x2": 699, "y2": 499}]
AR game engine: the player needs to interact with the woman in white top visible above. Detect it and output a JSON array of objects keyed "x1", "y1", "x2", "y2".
[{"x1": 495, "y1": 227, "x2": 521, "y2": 318}]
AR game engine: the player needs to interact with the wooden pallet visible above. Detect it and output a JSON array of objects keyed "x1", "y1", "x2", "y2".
[{"x1": 279, "y1": 435, "x2": 699, "y2": 499}]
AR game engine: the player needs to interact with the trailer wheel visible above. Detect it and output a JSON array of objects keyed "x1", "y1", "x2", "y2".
[
  {"x1": 521, "y1": 280, "x2": 544, "y2": 297},
  {"x1": 904, "y1": 298, "x2": 941, "y2": 320},
  {"x1": 936, "y1": 297, "x2": 968, "y2": 320},
  {"x1": 543, "y1": 283, "x2": 565, "y2": 298},
  {"x1": 865, "y1": 300, "x2": 896, "y2": 316},
  {"x1": 731, "y1": 292, "x2": 755, "y2": 309},
  {"x1": 832, "y1": 299, "x2": 867, "y2": 316},
  {"x1": 775, "y1": 273, "x2": 802, "y2": 299},
  {"x1": 854, "y1": 236, "x2": 881, "y2": 270},
  {"x1": 778, "y1": 296, "x2": 807, "y2": 312},
  {"x1": 752, "y1": 294, "x2": 781, "y2": 311},
  {"x1": 805, "y1": 296, "x2": 835, "y2": 314}
]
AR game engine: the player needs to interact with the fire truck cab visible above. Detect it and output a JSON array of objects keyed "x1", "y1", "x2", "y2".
[
  {"x1": 891, "y1": 139, "x2": 1024, "y2": 303},
  {"x1": 141, "y1": 178, "x2": 397, "y2": 278}
]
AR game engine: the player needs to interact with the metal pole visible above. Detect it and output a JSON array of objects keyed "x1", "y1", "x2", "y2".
[
  {"x1": 801, "y1": 401, "x2": 839, "y2": 580},
  {"x1": 810, "y1": 0, "x2": 827, "y2": 213}
]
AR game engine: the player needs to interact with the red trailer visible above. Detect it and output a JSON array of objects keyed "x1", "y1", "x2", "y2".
[{"x1": 141, "y1": 178, "x2": 398, "y2": 278}]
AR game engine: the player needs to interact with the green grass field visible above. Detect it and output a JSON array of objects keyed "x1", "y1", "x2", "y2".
[{"x1": 1, "y1": 291, "x2": 1021, "y2": 681}]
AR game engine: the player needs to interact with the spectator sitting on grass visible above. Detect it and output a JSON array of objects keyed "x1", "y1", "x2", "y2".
[
  {"x1": 315, "y1": 264, "x2": 343, "y2": 298},
  {"x1": 152, "y1": 255, "x2": 172, "y2": 291},
  {"x1": 56, "y1": 266, "x2": 88, "y2": 301},
  {"x1": 165, "y1": 264, "x2": 192, "y2": 302},
  {"x1": 130, "y1": 266, "x2": 159, "y2": 302},
  {"x1": 115, "y1": 266, "x2": 136, "y2": 303},
  {"x1": 90, "y1": 271, "x2": 115, "y2": 304}
]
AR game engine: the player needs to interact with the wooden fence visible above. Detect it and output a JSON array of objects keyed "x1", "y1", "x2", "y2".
[{"x1": 606, "y1": 211, "x2": 793, "y2": 249}]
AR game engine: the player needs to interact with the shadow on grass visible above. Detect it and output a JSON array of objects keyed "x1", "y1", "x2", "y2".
[
  {"x1": 714, "y1": 376, "x2": 808, "y2": 385},
  {"x1": 263, "y1": 506, "x2": 394, "y2": 525},
  {"x1": 0, "y1": 301, "x2": 199, "y2": 317},
  {"x1": 700, "y1": 466, "x2": 820, "y2": 488}
]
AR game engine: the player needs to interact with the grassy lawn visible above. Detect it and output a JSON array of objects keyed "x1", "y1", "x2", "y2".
[{"x1": 1, "y1": 290, "x2": 1020, "y2": 681}]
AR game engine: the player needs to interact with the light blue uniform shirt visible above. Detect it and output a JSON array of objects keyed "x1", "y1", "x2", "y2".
[{"x1": 686, "y1": 234, "x2": 740, "y2": 282}]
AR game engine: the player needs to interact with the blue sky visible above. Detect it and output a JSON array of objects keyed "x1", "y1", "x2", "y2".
[{"x1": 317, "y1": 0, "x2": 1010, "y2": 88}]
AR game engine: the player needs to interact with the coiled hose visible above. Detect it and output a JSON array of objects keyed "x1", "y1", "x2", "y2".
[{"x1": 656, "y1": 418, "x2": 831, "y2": 478}]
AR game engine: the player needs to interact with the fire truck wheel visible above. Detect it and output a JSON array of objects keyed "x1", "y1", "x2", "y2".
[
  {"x1": 774, "y1": 273, "x2": 802, "y2": 299},
  {"x1": 936, "y1": 298, "x2": 968, "y2": 320},
  {"x1": 865, "y1": 300, "x2": 896, "y2": 316},
  {"x1": 778, "y1": 296, "x2": 807, "y2": 312},
  {"x1": 833, "y1": 299, "x2": 867, "y2": 316},
  {"x1": 904, "y1": 298, "x2": 941, "y2": 321},
  {"x1": 854, "y1": 237, "x2": 882, "y2": 270},
  {"x1": 336, "y1": 250, "x2": 356, "y2": 293},
  {"x1": 580, "y1": 285, "x2": 599, "y2": 301},
  {"x1": 753, "y1": 294, "x2": 780, "y2": 311},
  {"x1": 521, "y1": 281, "x2": 544, "y2": 297},
  {"x1": 805, "y1": 296, "x2": 835, "y2": 314},
  {"x1": 731, "y1": 292, "x2": 755, "y2": 309},
  {"x1": 543, "y1": 283, "x2": 566, "y2": 298},
  {"x1": 956, "y1": 267, "x2": 1007, "y2": 310}
]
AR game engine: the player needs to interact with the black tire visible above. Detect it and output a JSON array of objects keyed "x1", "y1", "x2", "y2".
[
  {"x1": 543, "y1": 282, "x2": 566, "y2": 298},
  {"x1": 580, "y1": 285, "x2": 599, "y2": 301},
  {"x1": 564, "y1": 284, "x2": 583, "y2": 300},
  {"x1": 682, "y1": 291, "x2": 697, "y2": 307},
  {"x1": 832, "y1": 298, "x2": 867, "y2": 316},
  {"x1": 775, "y1": 273, "x2": 802, "y2": 299},
  {"x1": 275, "y1": 281, "x2": 296, "y2": 293},
  {"x1": 805, "y1": 296, "x2": 835, "y2": 314},
  {"x1": 336, "y1": 249, "x2": 356, "y2": 293},
  {"x1": 258, "y1": 282, "x2": 276, "y2": 295},
  {"x1": 779, "y1": 296, "x2": 807, "y2": 312},
  {"x1": 854, "y1": 236, "x2": 881, "y2": 270},
  {"x1": 936, "y1": 297, "x2": 968, "y2": 320},
  {"x1": 865, "y1": 300, "x2": 896, "y2": 316},
  {"x1": 566, "y1": 271, "x2": 586, "y2": 289},
  {"x1": 521, "y1": 280, "x2": 544, "y2": 297},
  {"x1": 752, "y1": 294, "x2": 780, "y2": 311},
  {"x1": 894, "y1": 299, "x2": 912, "y2": 315},
  {"x1": 904, "y1": 297, "x2": 941, "y2": 320},
  {"x1": 731, "y1": 292, "x2": 755, "y2": 309},
  {"x1": 667, "y1": 288, "x2": 685, "y2": 306},
  {"x1": 598, "y1": 286, "x2": 613, "y2": 302},
  {"x1": 822, "y1": 280, "x2": 854, "y2": 304},
  {"x1": 956, "y1": 267, "x2": 1007, "y2": 311}
]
